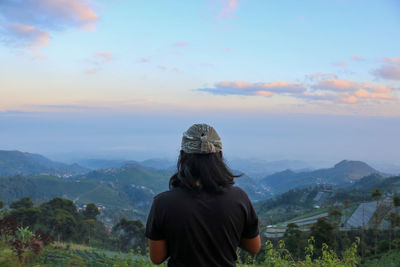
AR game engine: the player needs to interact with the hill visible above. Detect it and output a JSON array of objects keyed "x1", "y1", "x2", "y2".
[
  {"x1": 226, "y1": 158, "x2": 313, "y2": 178},
  {"x1": 77, "y1": 159, "x2": 129, "y2": 170},
  {"x1": 0, "y1": 150, "x2": 89, "y2": 177},
  {"x1": 0, "y1": 162, "x2": 173, "y2": 222},
  {"x1": 261, "y1": 160, "x2": 383, "y2": 194},
  {"x1": 255, "y1": 174, "x2": 400, "y2": 224}
]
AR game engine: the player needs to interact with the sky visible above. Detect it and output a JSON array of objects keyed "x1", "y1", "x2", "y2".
[{"x1": 0, "y1": 0, "x2": 400, "y2": 167}]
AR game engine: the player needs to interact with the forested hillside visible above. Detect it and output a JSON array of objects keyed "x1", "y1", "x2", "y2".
[
  {"x1": 261, "y1": 160, "x2": 384, "y2": 194},
  {"x1": 0, "y1": 150, "x2": 89, "y2": 177}
]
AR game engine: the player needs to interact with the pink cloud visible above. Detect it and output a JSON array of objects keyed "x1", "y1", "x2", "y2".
[
  {"x1": 255, "y1": 91, "x2": 273, "y2": 97},
  {"x1": 0, "y1": 0, "x2": 98, "y2": 56},
  {"x1": 306, "y1": 72, "x2": 338, "y2": 81},
  {"x1": 217, "y1": 0, "x2": 239, "y2": 18},
  {"x1": 351, "y1": 56, "x2": 365, "y2": 61},
  {"x1": 221, "y1": 46, "x2": 231, "y2": 52},
  {"x1": 332, "y1": 61, "x2": 348, "y2": 67},
  {"x1": 95, "y1": 52, "x2": 113, "y2": 64},
  {"x1": 172, "y1": 68, "x2": 180, "y2": 73},
  {"x1": 313, "y1": 78, "x2": 393, "y2": 93},
  {"x1": 198, "y1": 80, "x2": 306, "y2": 96},
  {"x1": 197, "y1": 78, "x2": 395, "y2": 104},
  {"x1": 313, "y1": 79, "x2": 359, "y2": 91},
  {"x1": 312, "y1": 78, "x2": 395, "y2": 103},
  {"x1": 86, "y1": 51, "x2": 113, "y2": 74},
  {"x1": 40, "y1": 0, "x2": 98, "y2": 30},
  {"x1": 341, "y1": 96, "x2": 358, "y2": 103},
  {"x1": 86, "y1": 68, "x2": 97, "y2": 74},
  {"x1": 173, "y1": 41, "x2": 189, "y2": 47},
  {"x1": 139, "y1": 58, "x2": 150, "y2": 63},
  {"x1": 382, "y1": 57, "x2": 400, "y2": 63},
  {"x1": 5, "y1": 23, "x2": 52, "y2": 58},
  {"x1": 372, "y1": 58, "x2": 400, "y2": 80}
]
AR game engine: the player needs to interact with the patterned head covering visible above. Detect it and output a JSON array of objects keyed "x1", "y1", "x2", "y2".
[{"x1": 181, "y1": 124, "x2": 222, "y2": 154}]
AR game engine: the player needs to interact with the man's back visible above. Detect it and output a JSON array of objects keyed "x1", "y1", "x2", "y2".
[{"x1": 145, "y1": 185, "x2": 259, "y2": 267}]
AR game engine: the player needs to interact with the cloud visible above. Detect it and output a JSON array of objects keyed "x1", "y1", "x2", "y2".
[
  {"x1": 0, "y1": 0, "x2": 98, "y2": 30},
  {"x1": 197, "y1": 78, "x2": 395, "y2": 104},
  {"x1": 86, "y1": 68, "x2": 97, "y2": 74},
  {"x1": 157, "y1": 65, "x2": 167, "y2": 70},
  {"x1": 332, "y1": 61, "x2": 348, "y2": 67},
  {"x1": 305, "y1": 72, "x2": 338, "y2": 81},
  {"x1": 197, "y1": 81, "x2": 306, "y2": 96},
  {"x1": 0, "y1": 0, "x2": 98, "y2": 56},
  {"x1": 139, "y1": 58, "x2": 150, "y2": 63},
  {"x1": 173, "y1": 41, "x2": 189, "y2": 47},
  {"x1": 217, "y1": 0, "x2": 239, "y2": 18},
  {"x1": 351, "y1": 56, "x2": 365, "y2": 61},
  {"x1": 311, "y1": 78, "x2": 395, "y2": 103},
  {"x1": 313, "y1": 78, "x2": 359, "y2": 91},
  {"x1": 94, "y1": 52, "x2": 112, "y2": 63},
  {"x1": 86, "y1": 51, "x2": 113, "y2": 74},
  {"x1": 3, "y1": 23, "x2": 52, "y2": 58},
  {"x1": 221, "y1": 46, "x2": 231, "y2": 52},
  {"x1": 372, "y1": 57, "x2": 400, "y2": 80},
  {"x1": 0, "y1": 110, "x2": 27, "y2": 116},
  {"x1": 382, "y1": 57, "x2": 400, "y2": 63}
]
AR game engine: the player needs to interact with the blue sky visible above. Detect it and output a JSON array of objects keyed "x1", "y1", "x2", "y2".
[{"x1": 0, "y1": 0, "x2": 399, "y2": 166}]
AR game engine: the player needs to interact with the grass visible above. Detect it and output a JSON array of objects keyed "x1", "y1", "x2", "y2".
[
  {"x1": 288, "y1": 206, "x2": 330, "y2": 221},
  {"x1": 361, "y1": 250, "x2": 400, "y2": 266}
]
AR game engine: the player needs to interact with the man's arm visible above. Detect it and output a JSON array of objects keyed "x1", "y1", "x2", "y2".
[
  {"x1": 240, "y1": 235, "x2": 261, "y2": 254},
  {"x1": 148, "y1": 239, "x2": 168, "y2": 264}
]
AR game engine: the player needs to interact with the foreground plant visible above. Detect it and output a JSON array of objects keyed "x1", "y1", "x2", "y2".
[{"x1": 263, "y1": 237, "x2": 360, "y2": 267}]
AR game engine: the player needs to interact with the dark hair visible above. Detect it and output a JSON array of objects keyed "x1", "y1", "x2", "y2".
[{"x1": 169, "y1": 150, "x2": 241, "y2": 193}]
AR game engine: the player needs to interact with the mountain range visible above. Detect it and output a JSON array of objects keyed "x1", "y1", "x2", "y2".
[
  {"x1": 0, "y1": 150, "x2": 89, "y2": 177},
  {"x1": 0, "y1": 150, "x2": 393, "y2": 223},
  {"x1": 260, "y1": 160, "x2": 385, "y2": 194}
]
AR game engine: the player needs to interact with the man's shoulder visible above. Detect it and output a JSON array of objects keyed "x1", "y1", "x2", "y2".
[
  {"x1": 153, "y1": 188, "x2": 186, "y2": 202},
  {"x1": 154, "y1": 186, "x2": 248, "y2": 201},
  {"x1": 227, "y1": 185, "x2": 248, "y2": 197}
]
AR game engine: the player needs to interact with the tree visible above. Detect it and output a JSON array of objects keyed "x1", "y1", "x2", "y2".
[
  {"x1": 309, "y1": 218, "x2": 335, "y2": 257},
  {"x1": 83, "y1": 203, "x2": 99, "y2": 220},
  {"x1": 371, "y1": 188, "x2": 382, "y2": 255},
  {"x1": 283, "y1": 223, "x2": 302, "y2": 258},
  {"x1": 10, "y1": 197, "x2": 34, "y2": 209},
  {"x1": 112, "y1": 218, "x2": 146, "y2": 253},
  {"x1": 390, "y1": 195, "x2": 400, "y2": 250},
  {"x1": 9, "y1": 207, "x2": 40, "y2": 227},
  {"x1": 39, "y1": 198, "x2": 79, "y2": 241},
  {"x1": 343, "y1": 199, "x2": 350, "y2": 208},
  {"x1": 329, "y1": 209, "x2": 342, "y2": 225},
  {"x1": 371, "y1": 189, "x2": 382, "y2": 200},
  {"x1": 83, "y1": 219, "x2": 96, "y2": 246},
  {"x1": 0, "y1": 201, "x2": 4, "y2": 209},
  {"x1": 52, "y1": 209, "x2": 77, "y2": 242},
  {"x1": 388, "y1": 212, "x2": 400, "y2": 251},
  {"x1": 393, "y1": 196, "x2": 400, "y2": 207}
]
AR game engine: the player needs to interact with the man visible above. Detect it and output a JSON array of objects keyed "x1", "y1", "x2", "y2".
[{"x1": 146, "y1": 124, "x2": 261, "y2": 266}]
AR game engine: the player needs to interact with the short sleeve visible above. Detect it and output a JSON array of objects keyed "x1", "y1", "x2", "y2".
[
  {"x1": 241, "y1": 192, "x2": 259, "y2": 239},
  {"x1": 145, "y1": 198, "x2": 166, "y2": 240}
]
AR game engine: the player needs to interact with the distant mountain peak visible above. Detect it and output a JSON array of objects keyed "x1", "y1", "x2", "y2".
[
  {"x1": 334, "y1": 160, "x2": 376, "y2": 171},
  {"x1": 0, "y1": 149, "x2": 89, "y2": 177}
]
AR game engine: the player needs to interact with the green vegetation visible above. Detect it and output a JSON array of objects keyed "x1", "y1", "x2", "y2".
[
  {"x1": 0, "y1": 163, "x2": 173, "y2": 223},
  {"x1": 2, "y1": 195, "x2": 400, "y2": 266},
  {"x1": 256, "y1": 176, "x2": 400, "y2": 225},
  {"x1": 0, "y1": 150, "x2": 88, "y2": 177}
]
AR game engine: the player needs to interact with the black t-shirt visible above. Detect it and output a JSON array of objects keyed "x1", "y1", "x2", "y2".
[{"x1": 145, "y1": 185, "x2": 259, "y2": 267}]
